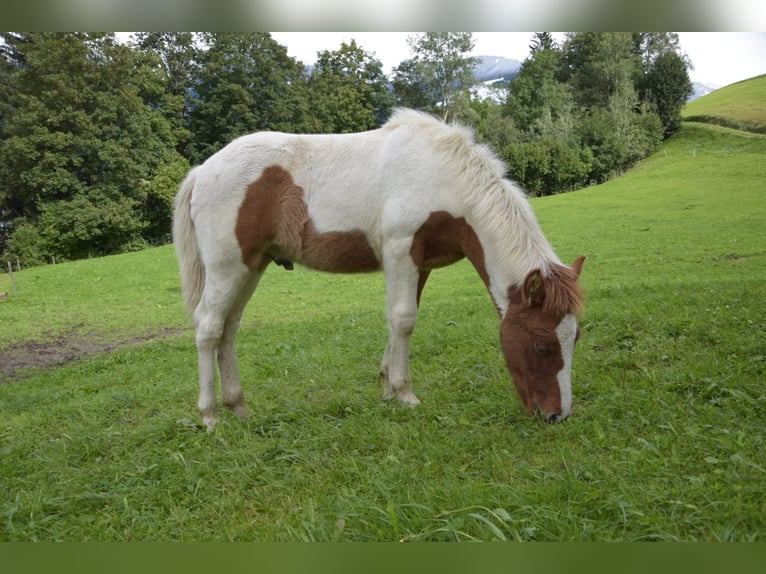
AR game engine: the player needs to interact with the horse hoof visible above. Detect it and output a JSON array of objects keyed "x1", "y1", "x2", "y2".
[
  {"x1": 397, "y1": 391, "x2": 421, "y2": 406},
  {"x1": 203, "y1": 415, "x2": 217, "y2": 432},
  {"x1": 231, "y1": 404, "x2": 249, "y2": 420}
]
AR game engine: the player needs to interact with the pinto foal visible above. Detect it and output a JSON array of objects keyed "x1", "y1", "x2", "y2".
[{"x1": 173, "y1": 109, "x2": 584, "y2": 430}]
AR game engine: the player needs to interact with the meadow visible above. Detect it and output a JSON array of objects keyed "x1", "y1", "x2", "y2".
[
  {"x1": 1, "y1": 99, "x2": 765, "y2": 540},
  {"x1": 683, "y1": 73, "x2": 766, "y2": 133}
]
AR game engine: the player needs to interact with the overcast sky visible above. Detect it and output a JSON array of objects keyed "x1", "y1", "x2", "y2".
[{"x1": 271, "y1": 32, "x2": 766, "y2": 88}]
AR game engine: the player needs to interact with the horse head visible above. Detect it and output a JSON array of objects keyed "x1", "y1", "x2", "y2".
[{"x1": 500, "y1": 256, "x2": 585, "y2": 423}]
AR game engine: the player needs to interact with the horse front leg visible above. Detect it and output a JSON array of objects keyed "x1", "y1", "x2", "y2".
[
  {"x1": 380, "y1": 269, "x2": 430, "y2": 399},
  {"x1": 380, "y1": 250, "x2": 421, "y2": 406}
]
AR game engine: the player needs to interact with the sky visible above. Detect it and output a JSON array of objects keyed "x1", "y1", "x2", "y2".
[{"x1": 270, "y1": 32, "x2": 766, "y2": 88}]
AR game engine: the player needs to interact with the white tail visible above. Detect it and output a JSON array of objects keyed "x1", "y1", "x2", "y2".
[{"x1": 172, "y1": 166, "x2": 205, "y2": 318}]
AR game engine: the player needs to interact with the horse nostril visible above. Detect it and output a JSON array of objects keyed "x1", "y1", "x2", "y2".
[{"x1": 546, "y1": 412, "x2": 561, "y2": 423}]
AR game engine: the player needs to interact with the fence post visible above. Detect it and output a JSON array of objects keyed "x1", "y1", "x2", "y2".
[{"x1": 6, "y1": 261, "x2": 17, "y2": 296}]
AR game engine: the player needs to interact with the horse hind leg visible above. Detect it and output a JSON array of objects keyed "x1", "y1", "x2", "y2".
[
  {"x1": 217, "y1": 264, "x2": 266, "y2": 421},
  {"x1": 194, "y1": 260, "x2": 255, "y2": 430}
]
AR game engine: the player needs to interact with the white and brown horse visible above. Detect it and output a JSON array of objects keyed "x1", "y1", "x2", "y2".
[{"x1": 173, "y1": 109, "x2": 584, "y2": 430}]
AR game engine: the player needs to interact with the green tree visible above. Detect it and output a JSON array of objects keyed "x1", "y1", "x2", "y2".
[
  {"x1": 308, "y1": 39, "x2": 394, "y2": 133},
  {"x1": 577, "y1": 96, "x2": 662, "y2": 182},
  {"x1": 507, "y1": 41, "x2": 575, "y2": 138},
  {"x1": 557, "y1": 32, "x2": 663, "y2": 181},
  {"x1": 187, "y1": 33, "x2": 309, "y2": 164},
  {"x1": 0, "y1": 33, "x2": 185, "y2": 262},
  {"x1": 529, "y1": 32, "x2": 556, "y2": 54},
  {"x1": 504, "y1": 136, "x2": 593, "y2": 196},
  {"x1": 632, "y1": 32, "x2": 686, "y2": 68},
  {"x1": 132, "y1": 32, "x2": 197, "y2": 156},
  {"x1": 391, "y1": 58, "x2": 433, "y2": 111},
  {"x1": 500, "y1": 34, "x2": 590, "y2": 194},
  {"x1": 461, "y1": 97, "x2": 519, "y2": 152},
  {"x1": 393, "y1": 33, "x2": 477, "y2": 120},
  {"x1": 0, "y1": 35, "x2": 21, "y2": 245},
  {"x1": 636, "y1": 38, "x2": 693, "y2": 137},
  {"x1": 560, "y1": 32, "x2": 640, "y2": 110}
]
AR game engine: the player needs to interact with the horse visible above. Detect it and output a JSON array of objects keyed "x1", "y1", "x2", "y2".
[{"x1": 173, "y1": 108, "x2": 585, "y2": 431}]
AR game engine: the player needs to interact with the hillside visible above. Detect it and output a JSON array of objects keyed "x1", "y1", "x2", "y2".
[{"x1": 682, "y1": 74, "x2": 766, "y2": 133}]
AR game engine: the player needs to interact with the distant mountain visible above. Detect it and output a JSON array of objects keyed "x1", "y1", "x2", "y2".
[
  {"x1": 472, "y1": 55, "x2": 522, "y2": 84},
  {"x1": 689, "y1": 82, "x2": 719, "y2": 101}
]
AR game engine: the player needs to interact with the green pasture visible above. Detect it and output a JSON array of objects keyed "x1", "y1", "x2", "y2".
[
  {"x1": 683, "y1": 74, "x2": 766, "y2": 133},
  {"x1": 1, "y1": 118, "x2": 765, "y2": 540}
]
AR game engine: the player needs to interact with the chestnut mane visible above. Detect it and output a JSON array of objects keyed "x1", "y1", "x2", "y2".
[{"x1": 543, "y1": 263, "x2": 585, "y2": 317}]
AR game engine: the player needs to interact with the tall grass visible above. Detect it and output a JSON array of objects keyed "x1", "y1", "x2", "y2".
[{"x1": 1, "y1": 121, "x2": 764, "y2": 541}]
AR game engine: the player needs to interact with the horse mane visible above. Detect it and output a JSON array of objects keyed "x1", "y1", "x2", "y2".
[
  {"x1": 543, "y1": 263, "x2": 585, "y2": 317},
  {"x1": 383, "y1": 108, "x2": 561, "y2": 285}
]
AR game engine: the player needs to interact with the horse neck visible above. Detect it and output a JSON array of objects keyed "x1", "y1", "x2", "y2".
[{"x1": 464, "y1": 182, "x2": 561, "y2": 317}]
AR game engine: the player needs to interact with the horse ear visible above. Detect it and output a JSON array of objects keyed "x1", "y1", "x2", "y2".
[
  {"x1": 571, "y1": 255, "x2": 585, "y2": 278},
  {"x1": 523, "y1": 269, "x2": 546, "y2": 308}
]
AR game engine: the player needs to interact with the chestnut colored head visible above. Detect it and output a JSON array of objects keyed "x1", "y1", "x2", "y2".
[{"x1": 500, "y1": 256, "x2": 585, "y2": 423}]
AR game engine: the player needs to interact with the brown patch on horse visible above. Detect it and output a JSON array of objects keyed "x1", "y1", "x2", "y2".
[
  {"x1": 409, "y1": 211, "x2": 489, "y2": 286},
  {"x1": 236, "y1": 165, "x2": 380, "y2": 273},
  {"x1": 300, "y1": 228, "x2": 380, "y2": 272},
  {"x1": 236, "y1": 165, "x2": 301, "y2": 269}
]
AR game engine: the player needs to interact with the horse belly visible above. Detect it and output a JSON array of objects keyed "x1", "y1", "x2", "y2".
[
  {"x1": 297, "y1": 226, "x2": 381, "y2": 273},
  {"x1": 298, "y1": 187, "x2": 381, "y2": 273}
]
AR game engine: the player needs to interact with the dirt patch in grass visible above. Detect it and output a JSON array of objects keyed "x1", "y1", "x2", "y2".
[{"x1": 0, "y1": 328, "x2": 190, "y2": 382}]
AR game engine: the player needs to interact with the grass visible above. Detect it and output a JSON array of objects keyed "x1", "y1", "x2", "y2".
[
  {"x1": 1, "y1": 121, "x2": 765, "y2": 541},
  {"x1": 0, "y1": 248, "x2": 188, "y2": 349},
  {"x1": 683, "y1": 74, "x2": 766, "y2": 133}
]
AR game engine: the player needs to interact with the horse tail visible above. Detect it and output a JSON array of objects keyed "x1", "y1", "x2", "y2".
[{"x1": 173, "y1": 166, "x2": 205, "y2": 319}]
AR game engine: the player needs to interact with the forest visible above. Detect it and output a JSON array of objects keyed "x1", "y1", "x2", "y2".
[{"x1": 0, "y1": 32, "x2": 693, "y2": 267}]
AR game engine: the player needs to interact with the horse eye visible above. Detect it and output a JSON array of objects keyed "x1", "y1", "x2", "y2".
[{"x1": 534, "y1": 342, "x2": 553, "y2": 356}]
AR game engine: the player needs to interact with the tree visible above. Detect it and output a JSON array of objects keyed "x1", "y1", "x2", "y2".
[
  {"x1": 187, "y1": 33, "x2": 308, "y2": 164},
  {"x1": 132, "y1": 32, "x2": 198, "y2": 156},
  {"x1": 498, "y1": 32, "x2": 666, "y2": 192},
  {"x1": 560, "y1": 32, "x2": 640, "y2": 110},
  {"x1": 555, "y1": 33, "x2": 664, "y2": 181},
  {"x1": 391, "y1": 58, "x2": 434, "y2": 111},
  {"x1": 529, "y1": 32, "x2": 556, "y2": 54},
  {"x1": 504, "y1": 136, "x2": 592, "y2": 196},
  {"x1": 308, "y1": 39, "x2": 394, "y2": 133},
  {"x1": 500, "y1": 35, "x2": 591, "y2": 194},
  {"x1": 462, "y1": 97, "x2": 519, "y2": 152},
  {"x1": 0, "y1": 35, "x2": 22, "y2": 240},
  {"x1": 0, "y1": 33, "x2": 185, "y2": 262},
  {"x1": 393, "y1": 33, "x2": 478, "y2": 120},
  {"x1": 633, "y1": 34, "x2": 693, "y2": 137},
  {"x1": 640, "y1": 51, "x2": 693, "y2": 137},
  {"x1": 632, "y1": 32, "x2": 686, "y2": 68},
  {"x1": 507, "y1": 41, "x2": 574, "y2": 137},
  {"x1": 576, "y1": 95, "x2": 662, "y2": 182}
]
